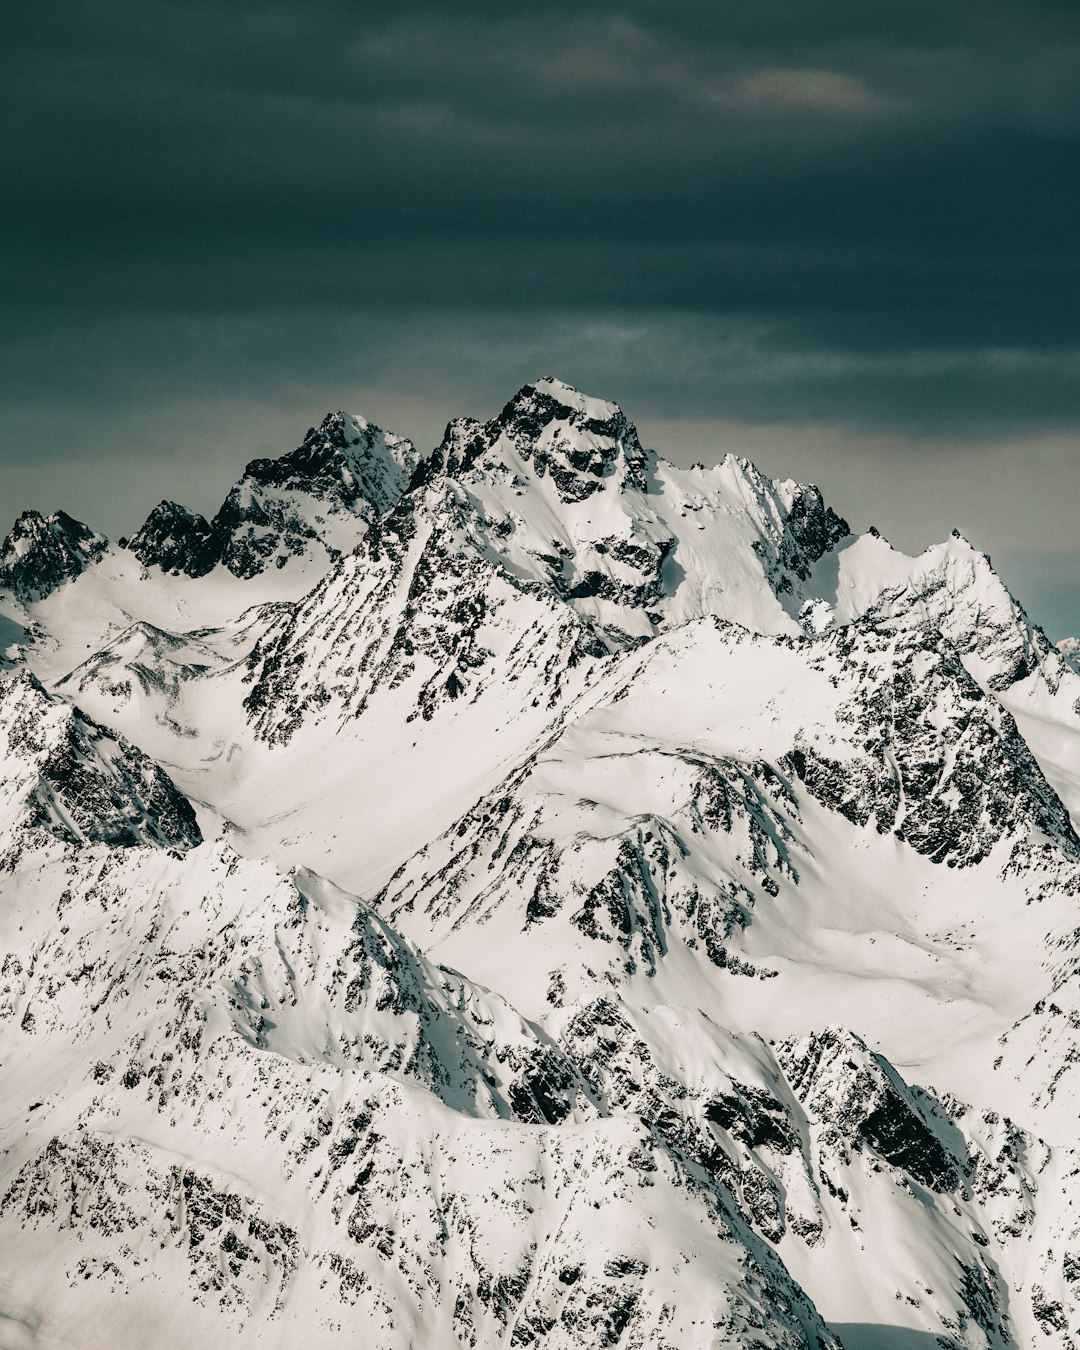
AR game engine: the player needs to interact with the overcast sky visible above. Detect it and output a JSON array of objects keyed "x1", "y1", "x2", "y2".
[{"x1": 3, "y1": 0, "x2": 1079, "y2": 635}]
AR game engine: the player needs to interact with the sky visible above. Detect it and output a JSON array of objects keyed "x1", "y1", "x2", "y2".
[{"x1": 2, "y1": 1, "x2": 1079, "y2": 636}]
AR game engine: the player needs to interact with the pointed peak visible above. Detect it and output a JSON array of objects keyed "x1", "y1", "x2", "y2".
[
  {"x1": 300, "y1": 409, "x2": 415, "y2": 459},
  {"x1": 203, "y1": 408, "x2": 422, "y2": 579},
  {"x1": 495, "y1": 379, "x2": 634, "y2": 443},
  {"x1": 522, "y1": 376, "x2": 625, "y2": 423},
  {"x1": 307, "y1": 409, "x2": 372, "y2": 443},
  {"x1": 717, "y1": 453, "x2": 803, "y2": 508},
  {"x1": 493, "y1": 376, "x2": 640, "y2": 448},
  {"x1": 140, "y1": 499, "x2": 209, "y2": 524},
  {"x1": 8, "y1": 508, "x2": 47, "y2": 531},
  {"x1": 718, "y1": 452, "x2": 772, "y2": 491},
  {"x1": 125, "y1": 500, "x2": 220, "y2": 578},
  {"x1": 0, "y1": 509, "x2": 107, "y2": 601},
  {"x1": 919, "y1": 529, "x2": 997, "y2": 576},
  {"x1": 458, "y1": 378, "x2": 652, "y2": 501},
  {"x1": 1, "y1": 664, "x2": 48, "y2": 698},
  {"x1": 4, "y1": 508, "x2": 103, "y2": 543},
  {"x1": 935, "y1": 529, "x2": 1001, "y2": 574},
  {"x1": 279, "y1": 409, "x2": 418, "y2": 473}
]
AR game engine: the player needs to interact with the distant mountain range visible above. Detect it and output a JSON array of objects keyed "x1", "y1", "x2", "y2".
[{"x1": 2, "y1": 377, "x2": 1080, "y2": 1348}]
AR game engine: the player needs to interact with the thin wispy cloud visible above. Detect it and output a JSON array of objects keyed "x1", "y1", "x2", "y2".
[{"x1": 715, "y1": 67, "x2": 889, "y2": 114}]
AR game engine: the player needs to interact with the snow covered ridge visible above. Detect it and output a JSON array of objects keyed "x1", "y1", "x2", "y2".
[{"x1": 2, "y1": 378, "x2": 1080, "y2": 1347}]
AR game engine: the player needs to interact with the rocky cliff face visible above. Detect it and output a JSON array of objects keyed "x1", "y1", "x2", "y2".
[
  {"x1": 2, "y1": 378, "x2": 1080, "y2": 1348},
  {"x1": 413, "y1": 376, "x2": 850, "y2": 648}
]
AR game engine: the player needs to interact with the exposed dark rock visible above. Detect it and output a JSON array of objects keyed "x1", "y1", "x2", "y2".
[
  {"x1": 0, "y1": 510, "x2": 107, "y2": 601},
  {"x1": 125, "y1": 501, "x2": 221, "y2": 577},
  {"x1": 779, "y1": 1028, "x2": 963, "y2": 1193}
]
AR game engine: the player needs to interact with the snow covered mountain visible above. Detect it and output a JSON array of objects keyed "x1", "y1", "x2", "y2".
[
  {"x1": 2, "y1": 376, "x2": 1080, "y2": 1348},
  {"x1": 124, "y1": 411, "x2": 421, "y2": 580},
  {"x1": 0, "y1": 510, "x2": 107, "y2": 602},
  {"x1": 1059, "y1": 637, "x2": 1080, "y2": 673}
]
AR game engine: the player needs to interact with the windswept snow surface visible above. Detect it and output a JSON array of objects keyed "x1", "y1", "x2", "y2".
[{"x1": 3, "y1": 378, "x2": 1080, "y2": 1348}]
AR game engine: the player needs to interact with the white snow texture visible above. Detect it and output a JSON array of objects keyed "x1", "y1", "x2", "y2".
[{"x1": 2, "y1": 376, "x2": 1080, "y2": 1349}]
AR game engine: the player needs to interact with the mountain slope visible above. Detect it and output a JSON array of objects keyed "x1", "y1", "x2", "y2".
[
  {"x1": 0, "y1": 667, "x2": 201, "y2": 863},
  {"x1": 0, "y1": 836, "x2": 843, "y2": 1350}
]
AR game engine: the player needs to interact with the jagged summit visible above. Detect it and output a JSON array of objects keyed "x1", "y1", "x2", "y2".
[
  {"x1": 0, "y1": 508, "x2": 107, "y2": 601},
  {"x1": 413, "y1": 379, "x2": 849, "y2": 646},
  {"x1": 222, "y1": 410, "x2": 420, "y2": 521},
  {"x1": 855, "y1": 529, "x2": 1053, "y2": 693},
  {"x1": 428, "y1": 376, "x2": 650, "y2": 504},
  {"x1": 126, "y1": 410, "x2": 422, "y2": 580},
  {"x1": 525, "y1": 374, "x2": 625, "y2": 420},
  {"x1": 124, "y1": 500, "x2": 220, "y2": 578}
]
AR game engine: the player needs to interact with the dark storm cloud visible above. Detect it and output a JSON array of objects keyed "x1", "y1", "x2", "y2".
[
  {"x1": 5, "y1": 0, "x2": 1079, "y2": 340},
  {"x1": 2, "y1": 1, "x2": 1080, "y2": 633}
]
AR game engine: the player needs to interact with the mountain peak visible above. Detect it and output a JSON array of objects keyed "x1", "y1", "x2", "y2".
[
  {"x1": 224, "y1": 410, "x2": 419, "y2": 515},
  {"x1": 126, "y1": 411, "x2": 422, "y2": 580},
  {"x1": 209, "y1": 408, "x2": 421, "y2": 578},
  {"x1": 0, "y1": 508, "x2": 107, "y2": 602},
  {"x1": 125, "y1": 500, "x2": 220, "y2": 578},
  {"x1": 1058, "y1": 635, "x2": 1080, "y2": 671},
  {"x1": 524, "y1": 376, "x2": 625, "y2": 422},
  {"x1": 498, "y1": 377, "x2": 631, "y2": 437}
]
